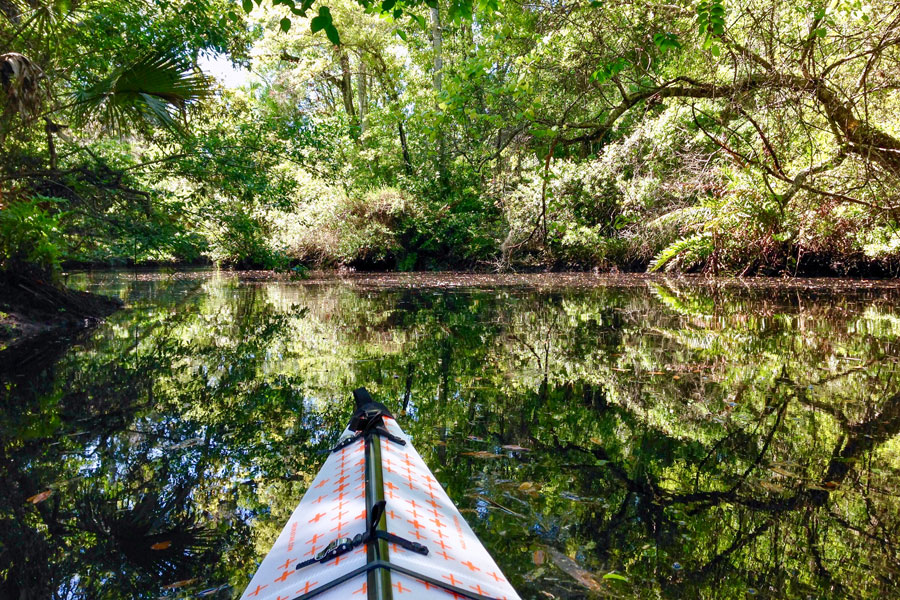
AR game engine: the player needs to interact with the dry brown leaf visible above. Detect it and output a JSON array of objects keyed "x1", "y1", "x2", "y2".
[
  {"x1": 26, "y1": 490, "x2": 52, "y2": 504},
  {"x1": 151, "y1": 540, "x2": 172, "y2": 550},
  {"x1": 546, "y1": 547, "x2": 603, "y2": 592},
  {"x1": 163, "y1": 578, "x2": 197, "y2": 589},
  {"x1": 461, "y1": 451, "x2": 502, "y2": 459}
]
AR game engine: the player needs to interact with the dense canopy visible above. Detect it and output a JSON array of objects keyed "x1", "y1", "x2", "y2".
[{"x1": 2, "y1": 0, "x2": 900, "y2": 276}]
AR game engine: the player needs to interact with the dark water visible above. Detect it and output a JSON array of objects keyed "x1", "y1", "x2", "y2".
[{"x1": 3, "y1": 271, "x2": 900, "y2": 600}]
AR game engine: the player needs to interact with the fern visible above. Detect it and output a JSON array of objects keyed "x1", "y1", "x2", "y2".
[{"x1": 649, "y1": 232, "x2": 713, "y2": 272}]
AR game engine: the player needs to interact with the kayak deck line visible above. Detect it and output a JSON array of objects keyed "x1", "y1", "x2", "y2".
[{"x1": 239, "y1": 388, "x2": 521, "y2": 600}]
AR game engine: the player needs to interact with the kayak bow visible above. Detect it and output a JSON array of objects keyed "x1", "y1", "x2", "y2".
[{"x1": 239, "y1": 388, "x2": 521, "y2": 600}]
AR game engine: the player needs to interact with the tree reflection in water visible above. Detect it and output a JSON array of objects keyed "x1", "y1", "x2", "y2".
[{"x1": 1, "y1": 271, "x2": 899, "y2": 599}]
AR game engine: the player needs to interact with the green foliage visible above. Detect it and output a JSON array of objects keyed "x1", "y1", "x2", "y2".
[
  {"x1": 696, "y1": 0, "x2": 726, "y2": 54},
  {"x1": 649, "y1": 232, "x2": 713, "y2": 272},
  {"x1": 0, "y1": 199, "x2": 64, "y2": 277},
  {"x1": 5, "y1": 0, "x2": 900, "y2": 276},
  {"x1": 73, "y1": 52, "x2": 213, "y2": 134}
]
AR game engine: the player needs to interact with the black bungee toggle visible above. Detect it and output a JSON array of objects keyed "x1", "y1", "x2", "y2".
[
  {"x1": 330, "y1": 387, "x2": 407, "y2": 452},
  {"x1": 294, "y1": 501, "x2": 428, "y2": 572}
]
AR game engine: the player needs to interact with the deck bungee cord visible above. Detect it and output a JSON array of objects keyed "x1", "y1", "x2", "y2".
[{"x1": 239, "y1": 388, "x2": 521, "y2": 600}]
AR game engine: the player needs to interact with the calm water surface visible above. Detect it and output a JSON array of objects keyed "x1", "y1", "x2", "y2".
[{"x1": 2, "y1": 270, "x2": 900, "y2": 599}]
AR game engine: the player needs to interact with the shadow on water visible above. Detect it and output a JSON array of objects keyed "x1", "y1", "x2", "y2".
[{"x1": 2, "y1": 270, "x2": 900, "y2": 599}]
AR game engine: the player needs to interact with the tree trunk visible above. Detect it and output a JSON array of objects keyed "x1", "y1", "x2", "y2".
[
  {"x1": 338, "y1": 52, "x2": 357, "y2": 136},
  {"x1": 398, "y1": 121, "x2": 412, "y2": 175},
  {"x1": 431, "y1": 5, "x2": 447, "y2": 182},
  {"x1": 431, "y1": 7, "x2": 443, "y2": 94},
  {"x1": 357, "y1": 59, "x2": 367, "y2": 137},
  {"x1": 370, "y1": 51, "x2": 413, "y2": 174}
]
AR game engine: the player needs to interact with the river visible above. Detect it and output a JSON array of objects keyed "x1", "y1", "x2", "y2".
[{"x1": 2, "y1": 270, "x2": 899, "y2": 599}]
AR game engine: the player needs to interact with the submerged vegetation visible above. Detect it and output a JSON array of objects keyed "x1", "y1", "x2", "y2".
[{"x1": 3, "y1": 0, "x2": 900, "y2": 276}]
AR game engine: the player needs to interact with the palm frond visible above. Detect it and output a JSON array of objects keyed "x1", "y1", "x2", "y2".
[
  {"x1": 1, "y1": 52, "x2": 43, "y2": 119},
  {"x1": 73, "y1": 52, "x2": 213, "y2": 135}
]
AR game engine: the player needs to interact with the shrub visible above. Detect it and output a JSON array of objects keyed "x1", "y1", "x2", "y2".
[{"x1": 0, "y1": 198, "x2": 65, "y2": 279}]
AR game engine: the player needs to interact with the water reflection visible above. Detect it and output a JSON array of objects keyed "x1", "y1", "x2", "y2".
[{"x1": 2, "y1": 271, "x2": 900, "y2": 599}]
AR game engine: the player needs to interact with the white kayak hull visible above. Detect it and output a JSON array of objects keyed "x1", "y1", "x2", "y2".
[{"x1": 239, "y1": 390, "x2": 521, "y2": 600}]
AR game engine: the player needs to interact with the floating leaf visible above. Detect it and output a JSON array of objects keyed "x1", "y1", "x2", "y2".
[
  {"x1": 151, "y1": 540, "x2": 173, "y2": 550},
  {"x1": 518, "y1": 481, "x2": 541, "y2": 493},
  {"x1": 26, "y1": 490, "x2": 53, "y2": 504},
  {"x1": 461, "y1": 451, "x2": 502, "y2": 459},
  {"x1": 546, "y1": 548, "x2": 603, "y2": 591}
]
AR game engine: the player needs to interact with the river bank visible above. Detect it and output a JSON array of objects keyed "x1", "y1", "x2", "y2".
[{"x1": 0, "y1": 272, "x2": 122, "y2": 353}]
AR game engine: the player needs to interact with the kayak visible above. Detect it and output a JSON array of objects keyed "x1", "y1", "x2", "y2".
[{"x1": 239, "y1": 388, "x2": 522, "y2": 600}]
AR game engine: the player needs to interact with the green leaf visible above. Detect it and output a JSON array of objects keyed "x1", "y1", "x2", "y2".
[
  {"x1": 325, "y1": 24, "x2": 341, "y2": 45},
  {"x1": 280, "y1": 17, "x2": 291, "y2": 32},
  {"x1": 603, "y1": 572, "x2": 629, "y2": 582},
  {"x1": 241, "y1": 0, "x2": 252, "y2": 12}
]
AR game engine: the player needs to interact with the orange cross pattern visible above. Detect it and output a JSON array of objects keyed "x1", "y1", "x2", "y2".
[
  {"x1": 488, "y1": 571, "x2": 502, "y2": 582},
  {"x1": 432, "y1": 527, "x2": 448, "y2": 539},
  {"x1": 353, "y1": 509, "x2": 366, "y2": 521},
  {"x1": 312, "y1": 494, "x2": 327, "y2": 505},
  {"x1": 390, "y1": 542, "x2": 405, "y2": 553},
  {"x1": 407, "y1": 518, "x2": 425, "y2": 530},
  {"x1": 273, "y1": 569, "x2": 293, "y2": 583},
  {"x1": 331, "y1": 519, "x2": 347, "y2": 533},
  {"x1": 430, "y1": 516, "x2": 446, "y2": 528},
  {"x1": 385, "y1": 481, "x2": 399, "y2": 492},
  {"x1": 393, "y1": 581, "x2": 411, "y2": 593},
  {"x1": 352, "y1": 582, "x2": 367, "y2": 595},
  {"x1": 387, "y1": 509, "x2": 400, "y2": 520},
  {"x1": 296, "y1": 580, "x2": 318, "y2": 594},
  {"x1": 277, "y1": 558, "x2": 293, "y2": 571},
  {"x1": 443, "y1": 573, "x2": 462, "y2": 586},
  {"x1": 304, "y1": 544, "x2": 320, "y2": 557},
  {"x1": 407, "y1": 528, "x2": 426, "y2": 541},
  {"x1": 331, "y1": 510, "x2": 348, "y2": 522},
  {"x1": 308, "y1": 512, "x2": 326, "y2": 523},
  {"x1": 460, "y1": 560, "x2": 480, "y2": 572},
  {"x1": 434, "y1": 538, "x2": 451, "y2": 550},
  {"x1": 314, "y1": 478, "x2": 330, "y2": 489},
  {"x1": 470, "y1": 584, "x2": 490, "y2": 595},
  {"x1": 306, "y1": 533, "x2": 324, "y2": 545},
  {"x1": 247, "y1": 584, "x2": 268, "y2": 597},
  {"x1": 331, "y1": 553, "x2": 345, "y2": 566},
  {"x1": 435, "y1": 549, "x2": 454, "y2": 561}
]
